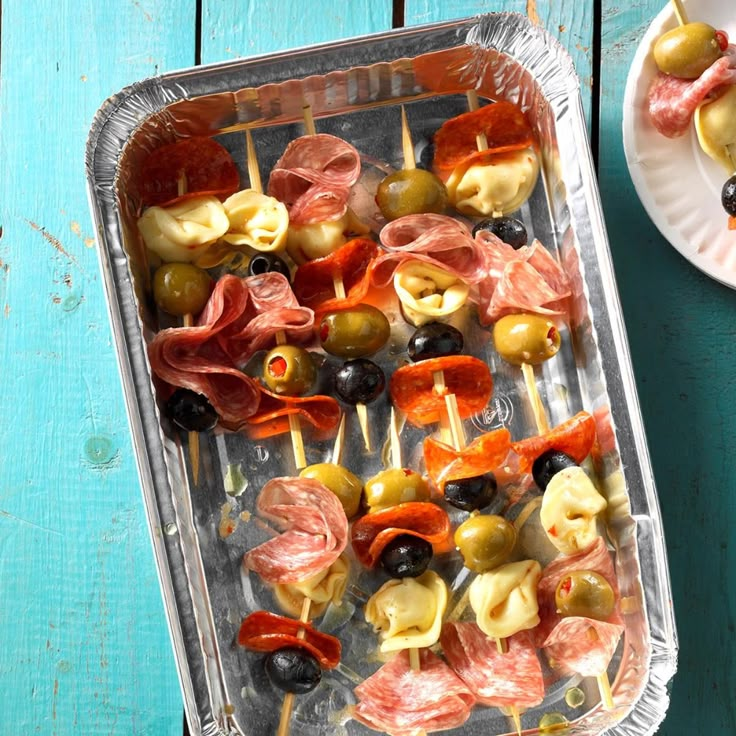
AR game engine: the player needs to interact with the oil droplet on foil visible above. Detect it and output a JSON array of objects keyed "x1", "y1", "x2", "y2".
[
  {"x1": 163, "y1": 523, "x2": 178, "y2": 536},
  {"x1": 539, "y1": 712, "x2": 569, "y2": 733},
  {"x1": 84, "y1": 436, "x2": 114, "y2": 465},
  {"x1": 565, "y1": 686, "x2": 585, "y2": 708}
]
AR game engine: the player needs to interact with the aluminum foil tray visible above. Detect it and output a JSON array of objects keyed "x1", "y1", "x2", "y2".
[{"x1": 86, "y1": 13, "x2": 677, "y2": 736}]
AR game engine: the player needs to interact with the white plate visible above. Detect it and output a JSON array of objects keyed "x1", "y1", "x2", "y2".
[{"x1": 622, "y1": 0, "x2": 736, "y2": 287}]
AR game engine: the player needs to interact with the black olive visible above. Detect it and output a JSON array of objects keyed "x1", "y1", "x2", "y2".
[
  {"x1": 722, "y1": 175, "x2": 736, "y2": 216},
  {"x1": 247, "y1": 252, "x2": 291, "y2": 281},
  {"x1": 165, "y1": 388, "x2": 218, "y2": 432},
  {"x1": 415, "y1": 137, "x2": 435, "y2": 171},
  {"x1": 532, "y1": 450, "x2": 577, "y2": 491},
  {"x1": 444, "y1": 473, "x2": 497, "y2": 511},
  {"x1": 380, "y1": 534, "x2": 433, "y2": 578},
  {"x1": 334, "y1": 359, "x2": 385, "y2": 405},
  {"x1": 472, "y1": 216, "x2": 528, "y2": 249},
  {"x1": 264, "y1": 647, "x2": 322, "y2": 694},
  {"x1": 408, "y1": 322, "x2": 464, "y2": 362}
]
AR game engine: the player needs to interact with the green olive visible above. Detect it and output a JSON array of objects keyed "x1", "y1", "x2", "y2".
[
  {"x1": 319, "y1": 305, "x2": 391, "y2": 358},
  {"x1": 364, "y1": 468, "x2": 430, "y2": 513},
  {"x1": 653, "y1": 22, "x2": 722, "y2": 79},
  {"x1": 493, "y1": 314, "x2": 561, "y2": 366},
  {"x1": 152, "y1": 263, "x2": 213, "y2": 316},
  {"x1": 454, "y1": 515, "x2": 516, "y2": 572},
  {"x1": 555, "y1": 570, "x2": 615, "y2": 621},
  {"x1": 299, "y1": 463, "x2": 363, "y2": 518},
  {"x1": 376, "y1": 169, "x2": 448, "y2": 221},
  {"x1": 262, "y1": 345, "x2": 316, "y2": 396}
]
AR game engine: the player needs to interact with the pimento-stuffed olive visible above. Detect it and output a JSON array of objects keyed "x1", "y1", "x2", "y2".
[
  {"x1": 653, "y1": 22, "x2": 722, "y2": 79},
  {"x1": 319, "y1": 306, "x2": 390, "y2": 359},
  {"x1": 493, "y1": 314, "x2": 561, "y2": 366},
  {"x1": 555, "y1": 570, "x2": 615, "y2": 620},
  {"x1": 454, "y1": 515, "x2": 516, "y2": 572},
  {"x1": 299, "y1": 463, "x2": 363, "y2": 518},
  {"x1": 263, "y1": 345, "x2": 316, "y2": 395},
  {"x1": 376, "y1": 169, "x2": 448, "y2": 221},
  {"x1": 153, "y1": 262, "x2": 213, "y2": 316},
  {"x1": 364, "y1": 468, "x2": 430, "y2": 513}
]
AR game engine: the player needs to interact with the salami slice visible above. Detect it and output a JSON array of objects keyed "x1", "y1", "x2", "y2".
[
  {"x1": 432, "y1": 102, "x2": 534, "y2": 180},
  {"x1": 423, "y1": 428, "x2": 511, "y2": 489},
  {"x1": 390, "y1": 356, "x2": 493, "y2": 426},
  {"x1": 267, "y1": 134, "x2": 361, "y2": 225},
  {"x1": 351, "y1": 502, "x2": 452, "y2": 568},
  {"x1": 139, "y1": 136, "x2": 240, "y2": 207},
  {"x1": 353, "y1": 649, "x2": 475, "y2": 736},
  {"x1": 243, "y1": 477, "x2": 348, "y2": 583},
  {"x1": 441, "y1": 624, "x2": 544, "y2": 708},
  {"x1": 237, "y1": 610, "x2": 341, "y2": 669},
  {"x1": 512, "y1": 411, "x2": 597, "y2": 473},
  {"x1": 543, "y1": 617, "x2": 624, "y2": 678}
]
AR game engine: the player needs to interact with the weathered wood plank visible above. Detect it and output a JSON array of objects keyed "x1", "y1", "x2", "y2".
[
  {"x1": 0, "y1": 0, "x2": 194, "y2": 733},
  {"x1": 600, "y1": 2, "x2": 736, "y2": 735}
]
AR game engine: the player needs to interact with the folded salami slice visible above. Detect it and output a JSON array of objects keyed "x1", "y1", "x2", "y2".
[
  {"x1": 423, "y1": 428, "x2": 511, "y2": 489},
  {"x1": 534, "y1": 537, "x2": 621, "y2": 648},
  {"x1": 291, "y1": 238, "x2": 378, "y2": 315},
  {"x1": 237, "y1": 610, "x2": 341, "y2": 669},
  {"x1": 267, "y1": 133, "x2": 361, "y2": 225},
  {"x1": 648, "y1": 46, "x2": 736, "y2": 138},
  {"x1": 432, "y1": 102, "x2": 535, "y2": 180},
  {"x1": 351, "y1": 502, "x2": 451, "y2": 568},
  {"x1": 441, "y1": 624, "x2": 544, "y2": 708},
  {"x1": 512, "y1": 411, "x2": 597, "y2": 473},
  {"x1": 390, "y1": 356, "x2": 493, "y2": 426},
  {"x1": 353, "y1": 648, "x2": 475, "y2": 736},
  {"x1": 543, "y1": 617, "x2": 624, "y2": 678},
  {"x1": 139, "y1": 136, "x2": 240, "y2": 208},
  {"x1": 243, "y1": 477, "x2": 348, "y2": 584}
]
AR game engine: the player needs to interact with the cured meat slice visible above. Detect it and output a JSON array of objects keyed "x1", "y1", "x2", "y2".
[
  {"x1": 512, "y1": 411, "x2": 597, "y2": 473},
  {"x1": 423, "y1": 428, "x2": 511, "y2": 489},
  {"x1": 139, "y1": 136, "x2": 240, "y2": 207},
  {"x1": 432, "y1": 102, "x2": 535, "y2": 180},
  {"x1": 373, "y1": 214, "x2": 487, "y2": 287},
  {"x1": 243, "y1": 477, "x2": 348, "y2": 583},
  {"x1": 291, "y1": 238, "x2": 378, "y2": 315},
  {"x1": 648, "y1": 47, "x2": 736, "y2": 138},
  {"x1": 353, "y1": 649, "x2": 475, "y2": 736},
  {"x1": 440, "y1": 624, "x2": 544, "y2": 708},
  {"x1": 390, "y1": 356, "x2": 493, "y2": 426},
  {"x1": 543, "y1": 617, "x2": 624, "y2": 678},
  {"x1": 351, "y1": 502, "x2": 452, "y2": 568},
  {"x1": 267, "y1": 133, "x2": 361, "y2": 225},
  {"x1": 237, "y1": 610, "x2": 341, "y2": 669},
  {"x1": 534, "y1": 537, "x2": 621, "y2": 647},
  {"x1": 241, "y1": 389, "x2": 341, "y2": 437}
]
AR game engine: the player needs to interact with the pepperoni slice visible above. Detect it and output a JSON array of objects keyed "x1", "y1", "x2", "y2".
[
  {"x1": 511, "y1": 411, "x2": 597, "y2": 473},
  {"x1": 729, "y1": 215, "x2": 736, "y2": 230},
  {"x1": 351, "y1": 502, "x2": 452, "y2": 568},
  {"x1": 432, "y1": 102, "x2": 534, "y2": 179},
  {"x1": 291, "y1": 238, "x2": 378, "y2": 315},
  {"x1": 240, "y1": 390, "x2": 341, "y2": 437},
  {"x1": 237, "y1": 611, "x2": 341, "y2": 669},
  {"x1": 423, "y1": 428, "x2": 511, "y2": 489},
  {"x1": 390, "y1": 356, "x2": 493, "y2": 426},
  {"x1": 139, "y1": 137, "x2": 240, "y2": 207}
]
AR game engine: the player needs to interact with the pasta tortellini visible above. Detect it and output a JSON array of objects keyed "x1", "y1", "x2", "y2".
[
  {"x1": 286, "y1": 209, "x2": 369, "y2": 264},
  {"x1": 695, "y1": 85, "x2": 736, "y2": 174},
  {"x1": 540, "y1": 466, "x2": 607, "y2": 554},
  {"x1": 222, "y1": 190, "x2": 289, "y2": 252},
  {"x1": 446, "y1": 148, "x2": 539, "y2": 217},
  {"x1": 137, "y1": 195, "x2": 229, "y2": 263},
  {"x1": 469, "y1": 559, "x2": 541, "y2": 639},
  {"x1": 365, "y1": 570, "x2": 448, "y2": 652},
  {"x1": 393, "y1": 261, "x2": 469, "y2": 327},
  {"x1": 272, "y1": 555, "x2": 349, "y2": 618}
]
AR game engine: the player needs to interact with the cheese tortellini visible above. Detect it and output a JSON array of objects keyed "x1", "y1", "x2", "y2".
[
  {"x1": 286, "y1": 209, "x2": 369, "y2": 264},
  {"x1": 393, "y1": 261, "x2": 469, "y2": 327},
  {"x1": 137, "y1": 195, "x2": 229, "y2": 263},
  {"x1": 272, "y1": 554, "x2": 349, "y2": 619},
  {"x1": 446, "y1": 148, "x2": 539, "y2": 217},
  {"x1": 469, "y1": 559, "x2": 541, "y2": 639},
  {"x1": 540, "y1": 466, "x2": 608, "y2": 554},
  {"x1": 365, "y1": 570, "x2": 448, "y2": 652},
  {"x1": 695, "y1": 86, "x2": 736, "y2": 174},
  {"x1": 222, "y1": 190, "x2": 289, "y2": 252}
]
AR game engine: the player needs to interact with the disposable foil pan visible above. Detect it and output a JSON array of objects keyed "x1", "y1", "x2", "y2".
[{"x1": 86, "y1": 13, "x2": 677, "y2": 736}]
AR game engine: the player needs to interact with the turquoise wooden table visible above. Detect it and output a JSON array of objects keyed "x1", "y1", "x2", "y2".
[{"x1": 1, "y1": 0, "x2": 734, "y2": 734}]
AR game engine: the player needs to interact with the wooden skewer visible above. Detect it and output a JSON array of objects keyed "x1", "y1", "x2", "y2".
[
  {"x1": 670, "y1": 0, "x2": 689, "y2": 26},
  {"x1": 331, "y1": 412, "x2": 347, "y2": 465}
]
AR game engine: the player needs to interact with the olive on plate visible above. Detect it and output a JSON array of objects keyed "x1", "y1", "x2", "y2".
[
  {"x1": 165, "y1": 388, "x2": 218, "y2": 432},
  {"x1": 653, "y1": 22, "x2": 722, "y2": 79},
  {"x1": 376, "y1": 168, "x2": 448, "y2": 221},
  {"x1": 454, "y1": 515, "x2": 516, "y2": 573},
  {"x1": 555, "y1": 570, "x2": 615, "y2": 621},
  {"x1": 493, "y1": 314, "x2": 561, "y2": 366},
  {"x1": 264, "y1": 647, "x2": 322, "y2": 694},
  {"x1": 364, "y1": 468, "x2": 430, "y2": 513},
  {"x1": 153, "y1": 262, "x2": 213, "y2": 316},
  {"x1": 299, "y1": 463, "x2": 363, "y2": 518},
  {"x1": 380, "y1": 534, "x2": 433, "y2": 578},
  {"x1": 722, "y1": 175, "x2": 736, "y2": 217},
  {"x1": 407, "y1": 322, "x2": 464, "y2": 362},
  {"x1": 247, "y1": 252, "x2": 291, "y2": 280},
  {"x1": 334, "y1": 359, "x2": 385, "y2": 405},
  {"x1": 444, "y1": 473, "x2": 497, "y2": 512},
  {"x1": 532, "y1": 450, "x2": 577, "y2": 491},
  {"x1": 472, "y1": 216, "x2": 528, "y2": 249},
  {"x1": 263, "y1": 345, "x2": 316, "y2": 396},
  {"x1": 319, "y1": 305, "x2": 391, "y2": 358}
]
